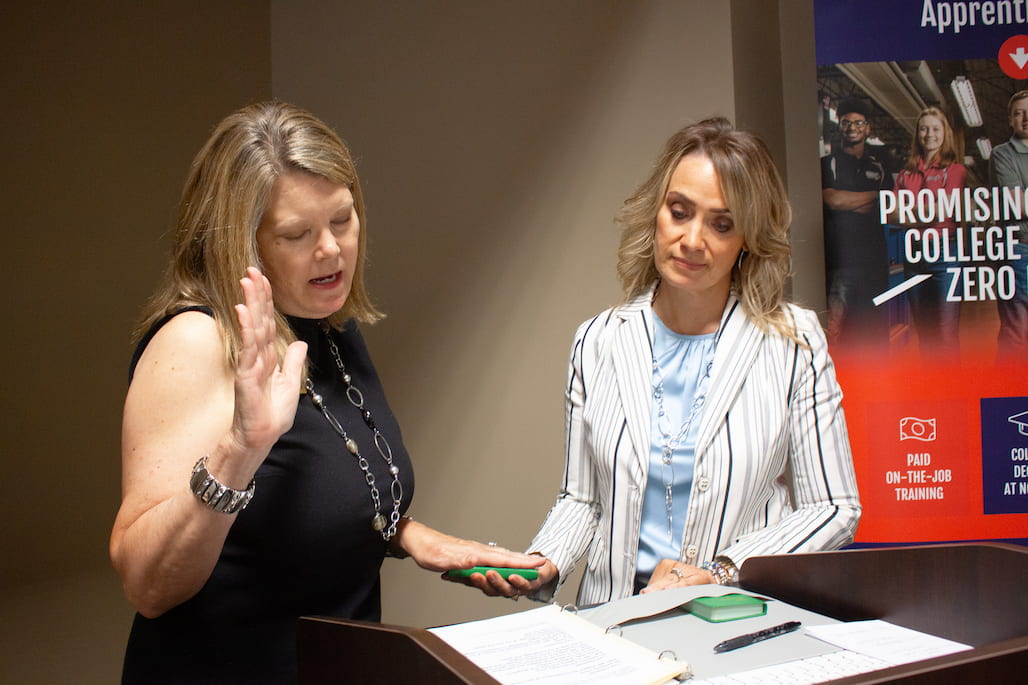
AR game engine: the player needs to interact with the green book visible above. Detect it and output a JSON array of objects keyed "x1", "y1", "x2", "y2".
[{"x1": 685, "y1": 594, "x2": 767, "y2": 623}]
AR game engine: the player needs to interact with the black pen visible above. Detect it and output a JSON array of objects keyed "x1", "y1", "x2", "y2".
[{"x1": 713, "y1": 620, "x2": 802, "y2": 653}]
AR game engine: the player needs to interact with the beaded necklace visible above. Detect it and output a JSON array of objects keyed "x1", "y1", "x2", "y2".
[
  {"x1": 305, "y1": 322, "x2": 403, "y2": 541},
  {"x1": 651, "y1": 333, "x2": 716, "y2": 545}
]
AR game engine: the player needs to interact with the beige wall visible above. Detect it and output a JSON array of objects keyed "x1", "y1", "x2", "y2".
[
  {"x1": 1, "y1": 0, "x2": 818, "y2": 680},
  {"x1": 0, "y1": 3, "x2": 271, "y2": 682}
]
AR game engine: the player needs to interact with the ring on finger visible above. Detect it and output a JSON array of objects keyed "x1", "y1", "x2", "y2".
[{"x1": 670, "y1": 566, "x2": 686, "y2": 579}]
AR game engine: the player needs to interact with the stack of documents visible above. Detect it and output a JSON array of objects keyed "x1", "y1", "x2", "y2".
[{"x1": 430, "y1": 603, "x2": 689, "y2": 685}]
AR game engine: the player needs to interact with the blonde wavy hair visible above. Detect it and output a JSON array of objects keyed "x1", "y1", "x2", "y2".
[
  {"x1": 616, "y1": 117, "x2": 796, "y2": 339},
  {"x1": 135, "y1": 101, "x2": 382, "y2": 366}
]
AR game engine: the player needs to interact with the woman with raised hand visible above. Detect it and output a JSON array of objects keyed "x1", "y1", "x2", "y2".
[{"x1": 110, "y1": 101, "x2": 541, "y2": 684}]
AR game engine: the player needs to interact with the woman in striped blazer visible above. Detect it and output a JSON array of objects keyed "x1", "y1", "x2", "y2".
[{"x1": 468, "y1": 118, "x2": 860, "y2": 606}]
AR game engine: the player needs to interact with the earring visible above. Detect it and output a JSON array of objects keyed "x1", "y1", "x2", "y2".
[{"x1": 736, "y1": 250, "x2": 748, "y2": 270}]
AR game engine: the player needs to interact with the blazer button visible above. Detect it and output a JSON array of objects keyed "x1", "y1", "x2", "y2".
[
  {"x1": 685, "y1": 545, "x2": 698, "y2": 558},
  {"x1": 697, "y1": 477, "x2": 711, "y2": 492}
]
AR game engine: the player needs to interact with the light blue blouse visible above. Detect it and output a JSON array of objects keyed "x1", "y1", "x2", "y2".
[{"x1": 636, "y1": 308, "x2": 716, "y2": 580}]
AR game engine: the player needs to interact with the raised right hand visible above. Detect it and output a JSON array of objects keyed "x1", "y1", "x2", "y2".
[
  {"x1": 111, "y1": 267, "x2": 307, "y2": 617},
  {"x1": 229, "y1": 267, "x2": 308, "y2": 458}
]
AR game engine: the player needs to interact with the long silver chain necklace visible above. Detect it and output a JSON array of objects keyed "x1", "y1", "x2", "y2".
[
  {"x1": 305, "y1": 322, "x2": 403, "y2": 541},
  {"x1": 651, "y1": 336, "x2": 716, "y2": 545}
]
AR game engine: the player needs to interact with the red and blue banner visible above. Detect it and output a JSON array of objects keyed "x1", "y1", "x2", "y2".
[{"x1": 814, "y1": 0, "x2": 1027, "y2": 545}]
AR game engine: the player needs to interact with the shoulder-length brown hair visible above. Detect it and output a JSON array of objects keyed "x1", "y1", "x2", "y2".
[
  {"x1": 136, "y1": 101, "x2": 381, "y2": 366},
  {"x1": 616, "y1": 117, "x2": 795, "y2": 338}
]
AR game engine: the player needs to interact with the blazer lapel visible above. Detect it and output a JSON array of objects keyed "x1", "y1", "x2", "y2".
[
  {"x1": 610, "y1": 290, "x2": 654, "y2": 477},
  {"x1": 696, "y1": 295, "x2": 764, "y2": 454}
]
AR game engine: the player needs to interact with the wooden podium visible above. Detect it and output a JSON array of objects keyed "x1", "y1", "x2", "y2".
[
  {"x1": 738, "y1": 542, "x2": 1028, "y2": 683},
  {"x1": 297, "y1": 543, "x2": 1028, "y2": 683}
]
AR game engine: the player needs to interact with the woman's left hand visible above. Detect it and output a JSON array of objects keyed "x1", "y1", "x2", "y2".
[
  {"x1": 640, "y1": 559, "x2": 716, "y2": 593},
  {"x1": 393, "y1": 519, "x2": 545, "y2": 574}
]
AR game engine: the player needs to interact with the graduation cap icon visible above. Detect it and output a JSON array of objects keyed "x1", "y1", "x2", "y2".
[{"x1": 1010, "y1": 411, "x2": 1028, "y2": 436}]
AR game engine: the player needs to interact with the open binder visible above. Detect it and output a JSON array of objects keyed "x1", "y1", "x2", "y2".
[
  {"x1": 428, "y1": 602, "x2": 690, "y2": 684},
  {"x1": 297, "y1": 543, "x2": 1028, "y2": 683}
]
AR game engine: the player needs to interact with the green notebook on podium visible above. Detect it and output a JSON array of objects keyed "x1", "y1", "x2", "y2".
[{"x1": 685, "y1": 593, "x2": 768, "y2": 622}]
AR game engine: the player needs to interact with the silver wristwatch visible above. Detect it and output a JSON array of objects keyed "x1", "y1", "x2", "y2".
[{"x1": 189, "y1": 456, "x2": 255, "y2": 514}]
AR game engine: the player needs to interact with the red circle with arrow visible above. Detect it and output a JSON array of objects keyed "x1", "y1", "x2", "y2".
[{"x1": 999, "y1": 35, "x2": 1028, "y2": 80}]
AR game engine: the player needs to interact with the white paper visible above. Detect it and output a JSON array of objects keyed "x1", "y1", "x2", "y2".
[
  {"x1": 429, "y1": 604, "x2": 688, "y2": 685},
  {"x1": 805, "y1": 620, "x2": 972, "y2": 665}
]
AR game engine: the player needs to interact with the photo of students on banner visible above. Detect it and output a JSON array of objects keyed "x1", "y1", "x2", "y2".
[
  {"x1": 813, "y1": 0, "x2": 1026, "y2": 549},
  {"x1": 818, "y1": 60, "x2": 1024, "y2": 364}
]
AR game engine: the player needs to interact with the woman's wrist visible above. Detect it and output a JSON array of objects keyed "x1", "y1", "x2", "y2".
[
  {"x1": 205, "y1": 430, "x2": 269, "y2": 489},
  {"x1": 701, "y1": 556, "x2": 739, "y2": 585},
  {"x1": 385, "y1": 515, "x2": 416, "y2": 558}
]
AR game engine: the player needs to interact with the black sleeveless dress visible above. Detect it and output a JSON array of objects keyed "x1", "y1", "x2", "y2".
[{"x1": 121, "y1": 311, "x2": 414, "y2": 684}]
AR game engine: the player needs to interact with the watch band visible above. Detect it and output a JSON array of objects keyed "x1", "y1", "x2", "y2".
[
  {"x1": 702, "y1": 556, "x2": 739, "y2": 585},
  {"x1": 189, "y1": 456, "x2": 255, "y2": 514}
]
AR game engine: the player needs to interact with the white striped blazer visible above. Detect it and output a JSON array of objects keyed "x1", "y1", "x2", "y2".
[{"x1": 529, "y1": 285, "x2": 861, "y2": 606}]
